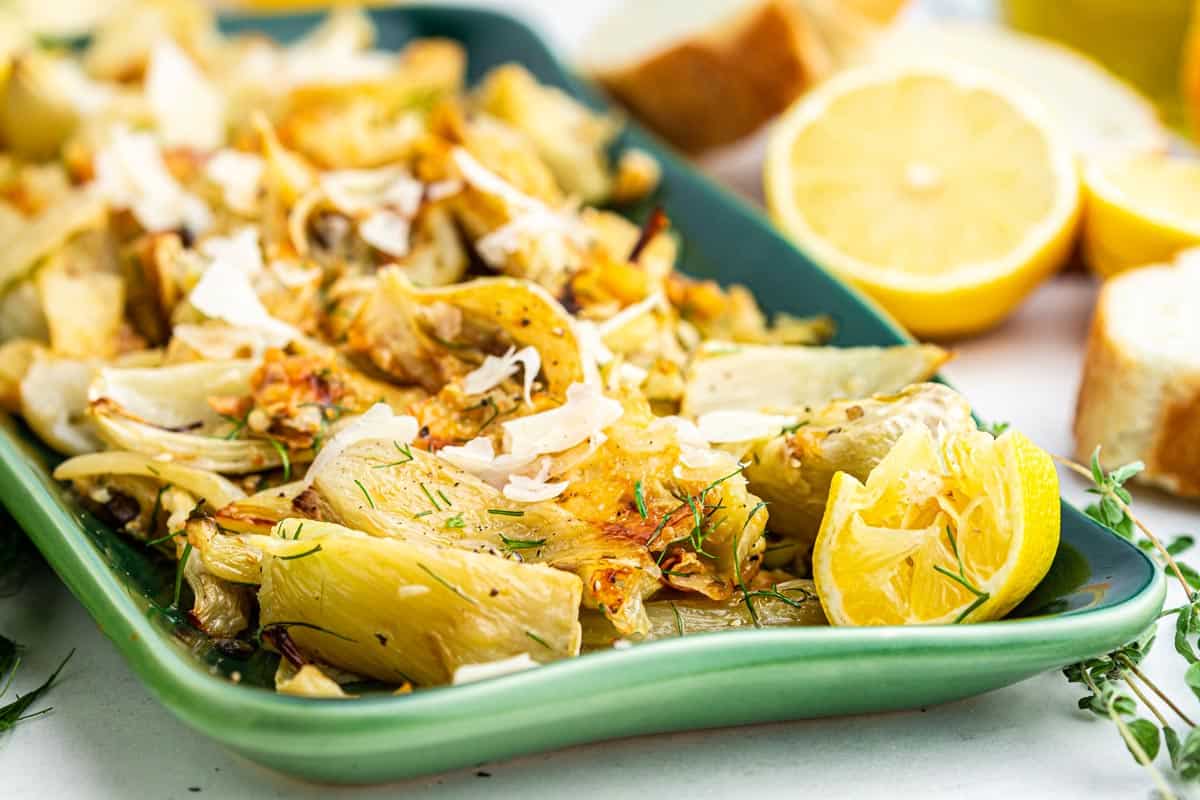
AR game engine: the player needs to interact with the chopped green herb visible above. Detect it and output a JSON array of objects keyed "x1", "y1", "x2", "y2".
[
  {"x1": 145, "y1": 530, "x2": 185, "y2": 547},
  {"x1": 149, "y1": 483, "x2": 172, "y2": 534},
  {"x1": 267, "y1": 437, "x2": 291, "y2": 482},
  {"x1": 418, "y1": 563, "x2": 477, "y2": 606},
  {"x1": 487, "y1": 508, "x2": 525, "y2": 517},
  {"x1": 525, "y1": 631, "x2": 550, "y2": 649},
  {"x1": 499, "y1": 534, "x2": 546, "y2": 552},
  {"x1": 437, "y1": 489, "x2": 452, "y2": 508},
  {"x1": 354, "y1": 479, "x2": 375, "y2": 509},
  {"x1": 733, "y1": 502, "x2": 768, "y2": 627},
  {"x1": 279, "y1": 544, "x2": 323, "y2": 561},
  {"x1": 172, "y1": 543, "x2": 193, "y2": 608},
  {"x1": 420, "y1": 483, "x2": 441, "y2": 511},
  {"x1": 414, "y1": 510, "x2": 433, "y2": 519},
  {"x1": 634, "y1": 479, "x2": 648, "y2": 519},
  {"x1": 445, "y1": 513, "x2": 466, "y2": 529},
  {"x1": 932, "y1": 527, "x2": 990, "y2": 623},
  {"x1": 258, "y1": 621, "x2": 357, "y2": 643},
  {"x1": 781, "y1": 420, "x2": 809, "y2": 435},
  {"x1": 292, "y1": 522, "x2": 305, "y2": 540},
  {"x1": 670, "y1": 602, "x2": 684, "y2": 637},
  {"x1": 372, "y1": 441, "x2": 415, "y2": 469}
]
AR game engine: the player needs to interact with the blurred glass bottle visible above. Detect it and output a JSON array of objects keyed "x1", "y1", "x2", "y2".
[{"x1": 1001, "y1": 0, "x2": 1193, "y2": 130}]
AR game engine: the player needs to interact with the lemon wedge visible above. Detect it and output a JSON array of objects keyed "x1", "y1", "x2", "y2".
[
  {"x1": 1082, "y1": 154, "x2": 1200, "y2": 278},
  {"x1": 765, "y1": 65, "x2": 1080, "y2": 338},
  {"x1": 812, "y1": 426, "x2": 1060, "y2": 626}
]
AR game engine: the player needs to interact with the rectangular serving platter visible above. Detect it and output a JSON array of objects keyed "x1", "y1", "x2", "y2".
[{"x1": 0, "y1": 5, "x2": 1166, "y2": 784}]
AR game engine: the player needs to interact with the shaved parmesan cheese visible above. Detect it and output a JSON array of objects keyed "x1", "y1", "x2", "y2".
[
  {"x1": 94, "y1": 128, "x2": 212, "y2": 233},
  {"x1": 452, "y1": 653, "x2": 538, "y2": 685},
  {"x1": 199, "y1": 227, "x2": 263, "y2": 277},
  {"x1": 503, "y1": 382, "x2": 622, "y2": 461},
  {"x1": 504, "y1": 472, "x2": 568, "y2": 502},
  {"x1": 656, "y1": 416, "x2": 731, "y2": 469},
  {"x1": 205, "y1": 150, "x2": 264, "y2": 215},
  {"x1": 476, "y1": 207, "x2": 585, "y2": 270},
  {"x1": 426, "y1": 179, "x2": 463, "y2": 201},
  {"x1": 146, "y1": 38, "x2": 225, "y2": 151},
  {"x1": 269, "y1": 259, "x2": 321, "y2": 288},
  {"x1": 597, "y1": 292, "x2": 665, "y2": 337},
  {"x1": 171, "y1": 324, "x2": 267, "y2": 360},
  {"x1": 321, "y1": 168, "x2": 423, "y2": 216},
  {"x1": 302, "y1": 403, "x2": 419, "y2": 489},
  {"x1": 696, "y1": 410, "x2": 797, "y2": 443},
  {"x1": 462, "y1": 346, "x2": 541, "y2": 406},
  {"x1": 187, "y1": 259, "x2": 298, "y2": 348},
  {"x1": 358, "y1": 210, "x2": 411, "y2": 258},
  {"x1": 451, "y1": 148, "x2": 540, "y2": 211},
  {"x1": 437, "y1": 437, "x2": 535, "y2": 489}
]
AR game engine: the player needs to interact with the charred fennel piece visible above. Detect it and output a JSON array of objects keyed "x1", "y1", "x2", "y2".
[
  {"x1": 579, "y1": 579, "x2": 825, "y2": 649},
  {"x1": 681, "y1": 342, "x2": 949, "y2": 417},
  {"x1": 741, "y1": 383, "x2": 976, "y2": 556},
  {"x1": 220, "y1": 519, "x2": 582, "y2": 686}
]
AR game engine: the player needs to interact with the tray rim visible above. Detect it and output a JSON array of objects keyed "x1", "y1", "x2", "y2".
[{"x1": 0, "y1": 1, "x2": 1168, "y2": 778}]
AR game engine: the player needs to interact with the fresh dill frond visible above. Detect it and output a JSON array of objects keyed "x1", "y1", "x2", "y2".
[
  {"x1": 445, "y1": 513, "x2": 466, "y2": 529},
  {"x1": 354, "y1": 479, "x2": 375, "y2": 509},
  {"x1": 172, "y1": 543, "x2": 193, "y2": 609},
  {"x1": 487, "y1": 508, "x2": 525, "y2": 517},
  {"x1": 279, "y1": 544, "x2": 323, "y2": 561},
  {"x1": 732, "y1": 502, "x2": 768, "y2": 627},
  {"x1": 670, "y1": 602, "x2": 684, "y2": 637},
  {"x1": 525, "y1": 631, "x2": 550, "y2": 649},
  {"x1": 932, "y1": 526, "x2": 989, "y2": 623},
  {"x1": 372, "y1": 441, "x2": 415, "y2": 469},
  {"x1": 634, "y1": 479, "x2": 648, "y2": 519},
  {"x1": 437, "y1": 489, "x2": 452, "y2": 508},
  {"x1": 266, "y1": 437, "x2": 291, "y2": 482},
  {"x1": 420, "y1": 483, "x2": 441, "y2": 511},
  {"x1": 417, "y1": 563, "x2": 477, "y2": 606},
  {"x1": 257, "y1": 621, "x2": 357, "y2": 643},
  {"x1": 499, "y1": 534, "x2": 545, "y2": 552}
]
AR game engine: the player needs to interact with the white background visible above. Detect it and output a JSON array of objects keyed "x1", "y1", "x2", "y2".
[{"x1": 4, "y1": 1, "x2": 1199, "y2": 797}]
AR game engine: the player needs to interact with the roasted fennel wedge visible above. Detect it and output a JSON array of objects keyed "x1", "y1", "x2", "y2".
[
  {"x1": 193, "y1": 517, "x2": 583, "y2": 685},
  {"x1": 580, "y1": 579, "x2": 826, "y2": 649},
  {"x1": 682, "y1": 342, "x2": 949, "y2": 416},
  {"x1": 741, "y1": 383, "x2": 976, "y2": 559}
]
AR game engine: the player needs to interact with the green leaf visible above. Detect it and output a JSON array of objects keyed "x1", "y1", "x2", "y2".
[
  {"x1": 1115, "y1": 485, "x2": 1133, "y2": 505},
  {"x1": 1175, "y1": 605, "x2": 1199, "y2": 663},
  {"x1": 1113, "y1": 515, "x2": 1135, "y2": 540},
  {"x1": 1125, "y1": 718, "x2": 1160, "y2": 762},
  {"x1": 1111, "y1": 461, "x2": 1146, "y2": 485},
  {"x1": 1177, "y1": 562, "x2": 1200, "y2": 591},
  {"x1": 1099, "y1": 496, "x2": 1123, "y2": 528},
  {"x1": 1178, "y1": 728, "x2": 1200, "y2": 780},
  {"x1": 1168, "y1": 535, "x2": 1196, "y2": 556},
  {"x1": 1111, "y1": 694, "x2": 1137, "y2": 716},
  {"x1": 1165, "y1": 725, "x2": 1182, "y2": 769},
  {"x1": 1090, "y1": 446, "x2": 1105, "y2": 486},
  {"x1": 1185, "y1": 662, "x2": 1200, "y2": 701}
]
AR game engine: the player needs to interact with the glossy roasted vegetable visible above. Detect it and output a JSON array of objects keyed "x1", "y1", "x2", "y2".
[
  {"x1": 741, "y1": 383, "x2": 977, "y2": 557},
  {"x1": 682, "y1": 342, "x2": 950, "y2": 416},
  {"x1": 88, "y1": 360, "x2": 305, "y2": 473},
  {"x1": 198, "y1": 518, "x2": 583, "y2": 685},
  {"x1": 580, "y1": 579, "x2": 825, "y2": 648}
]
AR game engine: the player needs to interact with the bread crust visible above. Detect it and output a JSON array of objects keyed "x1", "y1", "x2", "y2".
[
  {"x1": 592, "y1": 1, "x2": 830, "y2": 154},
  {"x1": 1074, "y1": 268, "x2": 1200, "y2": 497}
]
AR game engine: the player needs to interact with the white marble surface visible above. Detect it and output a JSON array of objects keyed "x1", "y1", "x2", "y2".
[{"x1": 4, "y1": 2, "x2": 1200, "y2": 798}]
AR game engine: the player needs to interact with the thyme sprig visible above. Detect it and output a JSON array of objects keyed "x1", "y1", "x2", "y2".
[{"x1": 1059, "y1": 448, "x2": 1200, "y2": 792}]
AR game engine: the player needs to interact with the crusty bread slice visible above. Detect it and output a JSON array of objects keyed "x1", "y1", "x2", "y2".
[
  {"x1": 1074, "y1": 251, "x2": 1200, "y2": 497},
  {"x1": 582, "y1": 0, "x2": 831, "y2": 154}
]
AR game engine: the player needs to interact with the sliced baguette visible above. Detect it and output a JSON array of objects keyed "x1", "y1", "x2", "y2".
[
  {"x1": 1074, "y1": 251, "x2": 1200, "y2": 497},
  {"x1": 582, "y1": 0, "x2": 831, "y2": 154}
]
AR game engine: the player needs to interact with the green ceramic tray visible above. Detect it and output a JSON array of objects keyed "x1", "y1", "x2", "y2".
[{"x1": 0, "y1": 5, "x2": 1166, "y2": 784}]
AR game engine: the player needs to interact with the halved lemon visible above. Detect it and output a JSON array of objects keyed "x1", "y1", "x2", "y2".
[
  {"x1": 765, "y1": 65, "x2": 1080, "y2": 338},
  {"x1": 812, "y1": 426, "x2": 1060, "y2": 626},
  {"x1": 1082, "y1": 154, "x2": 1200, "y2": 278}
]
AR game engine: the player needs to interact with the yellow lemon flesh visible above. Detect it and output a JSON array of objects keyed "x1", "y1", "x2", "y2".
[
  {"x1": 765, "y1": 66, "x2": 1080, "y2": 338},
  {"x1": 812, "y1": 426, "x2": 1060, "y2": 626},
  {"x1": 1082, "y1": 154, "x2": 1200, "y2": 278}
]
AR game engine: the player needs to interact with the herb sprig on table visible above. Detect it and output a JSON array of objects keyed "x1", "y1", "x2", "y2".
[{"x1": 1059, "y1": 448, "x2": 1200, "y2": 794}]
